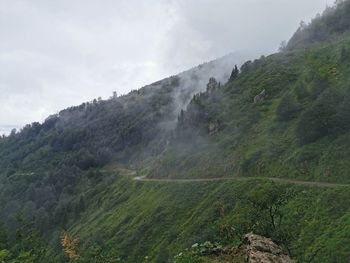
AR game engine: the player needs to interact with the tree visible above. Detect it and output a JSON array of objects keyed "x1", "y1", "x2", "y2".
[
  {"x1": 229, "y1": 65, "x2": 239, "y2": 81},
  {"x1": 297, "y1": 103, "x2": 334, "y2": 144},
  {"x1": 296, "y1": 89, "x2": 342, "y2": 144},
  {"x1": 276, "y1": 93, "x2": 299, "y2": 121},
  {"x1": 10, "y1": 128, "x2": 17, "y2": 136},
  {"x1": 0, "y1": 222, "x2": 7, "y2": 249},
  {"x1": 229, "y1": 185, "x2": 296, "y2": 254},
  {"x1": 11, "y1": 217, "x2": 47, "y2": 262},
  {"x1": 299, "y1": 20, "x2": 307, "y2": 30},
  {"x1": 279, "y1": 40, "x2": 287, "y2": 52}
]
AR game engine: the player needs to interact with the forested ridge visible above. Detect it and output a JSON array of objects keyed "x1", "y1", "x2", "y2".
[{"x1": 2, "y1": 1, "x2": 350, "y2": 262}]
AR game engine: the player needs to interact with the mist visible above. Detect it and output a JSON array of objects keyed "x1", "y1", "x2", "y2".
[{"x1": 0, "y1": 0, "x2": 334, "y2": 134}]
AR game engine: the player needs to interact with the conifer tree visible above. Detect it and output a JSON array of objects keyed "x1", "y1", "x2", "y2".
[{"x1": 229, "y1": 65, "x2": 239, "y2": 81}]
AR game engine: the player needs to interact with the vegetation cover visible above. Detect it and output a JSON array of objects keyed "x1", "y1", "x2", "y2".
[{"x1": 1, "y1": 1, "x2": 350, "y2": 262}]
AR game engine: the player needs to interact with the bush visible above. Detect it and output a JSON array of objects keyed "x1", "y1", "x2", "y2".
[
  {"x1": 296, "y1": 89, "x2": 342, "y2": 144},
  {"x1": 276, "y1": 93, "x2": 300, "y2": 121},
  {"x1": 333, "y1": 94, "x2": 350, "y2": 132}
]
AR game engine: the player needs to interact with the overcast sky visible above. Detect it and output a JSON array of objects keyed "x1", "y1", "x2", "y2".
[{"x1": 0, "y1": 0, "x2": 334, "y2": 134}]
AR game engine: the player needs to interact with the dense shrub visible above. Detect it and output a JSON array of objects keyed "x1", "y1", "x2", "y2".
[
  {"x1": 296, "y1": 89, "x2": 343, "y2": 144},
  {"x1": 276, "y1": 93, "x2": 300, "y2": 121}
]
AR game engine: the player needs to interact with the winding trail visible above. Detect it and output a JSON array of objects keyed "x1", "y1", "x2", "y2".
[
  {"x1": 20, "y1": 168, "x2": 349, "y2": 188},
  {"x1": 133, "y1": 175, "x2": 350, "y2": 188},
  {"x1": 103, "y1": 166, "x2": 349, "y2": 188}
]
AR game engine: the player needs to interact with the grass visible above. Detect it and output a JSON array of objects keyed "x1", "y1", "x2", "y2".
[{"x1": 58, "y1": 172, "x2": 350, "y2": 262}]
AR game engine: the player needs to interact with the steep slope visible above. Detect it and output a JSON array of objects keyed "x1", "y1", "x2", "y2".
[
  {"x1": 0, "y1": 52, "x2": 247, "y2": 262},
  {"x1": 0, "y1": 52, "x2": 247, "y2": 174},
  {"x1": 1, "y1": 1, "x2": 350, "y2": 262},
  {"x1": 287, "y1": 0, "x2": 350, "y2": 50},
  {"x1": 150, "y1": 37, "x2": 350, "y2": 183},
  {"x1": 44, "y1": 173, "x2": 350, "y2": 262}
]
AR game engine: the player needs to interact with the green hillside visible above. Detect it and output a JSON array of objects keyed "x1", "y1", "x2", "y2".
[
  {"x1": 63, "y1": 174, "x2": 350, "y2": 262},
  {"x1": 1, "y1": 1, "x2": 350, "y2": 262},
  {"x1": 151, "y1": 35, "x2": 350, "y2": 183}
]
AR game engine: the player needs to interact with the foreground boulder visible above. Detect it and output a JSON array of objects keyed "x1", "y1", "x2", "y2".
[
  {"x1": 174, "y1": 233, "x2": 293, "y2": 262},
  {"x1": 242, "y1": 233, "x2": 293, "y2": 263}
]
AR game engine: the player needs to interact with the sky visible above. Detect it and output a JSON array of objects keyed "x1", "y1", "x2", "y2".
[{"x1": 0, "y1": 0, "x2": 334, "y2": 134}]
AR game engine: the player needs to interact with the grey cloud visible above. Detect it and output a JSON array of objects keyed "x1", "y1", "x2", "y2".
[
  {"x1": 0, "y1": 0, "x2": 333, "y2": 134},
  {"x1": 161, "y1": 0, "x2": 334, "y2": 73}
]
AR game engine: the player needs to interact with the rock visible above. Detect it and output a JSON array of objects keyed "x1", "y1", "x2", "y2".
[
  {"x1": 254, "y1": 89, "x2": 267, "y2": 103},
  {"x1": 242, "y1": 233, "x2": 293, "y2": 263},
  {"x1": 177, "y1": 233, "x2": 293, "y2": 263}
]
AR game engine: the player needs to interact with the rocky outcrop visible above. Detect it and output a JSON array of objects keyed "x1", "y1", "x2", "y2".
[
  {"x1": 254, "y1": 89, "x2": 267, "y2": 103},
  {"x1": 176, "y1": 233, "x2": 293, "y2": 263},
  {"x1": 242, "y1": 233, "x2": 293, "y2": 263}
]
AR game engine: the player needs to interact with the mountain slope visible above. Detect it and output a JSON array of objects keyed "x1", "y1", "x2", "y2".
[
  {"x1": 150, "y1": 37, "x2": 350, "y2": 183},
  {"x1": 2, "y1": 1, "x2": 350, "y2": 262},
  {"x1": 287, "y1": 0, "x2": 350, "y2": 50},
  {"x1": 41, "y1": 172, "x2": 350, "y2": 262}
]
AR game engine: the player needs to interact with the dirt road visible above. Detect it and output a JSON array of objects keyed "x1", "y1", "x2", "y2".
[{"x1": 133, "y1": 175, "x2": 349, "y2": 188}]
